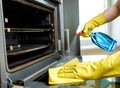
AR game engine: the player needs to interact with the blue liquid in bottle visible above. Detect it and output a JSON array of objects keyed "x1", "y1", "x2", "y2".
[{"x1": 91, "y1": 32, "x2": 117, "y2": 52}]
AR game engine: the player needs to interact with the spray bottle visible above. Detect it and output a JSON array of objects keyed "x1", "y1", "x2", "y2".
[{"x1": 75, "y1": 24, "x2": 117, "y2": 52}]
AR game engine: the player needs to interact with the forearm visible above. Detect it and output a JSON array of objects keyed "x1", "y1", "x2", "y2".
[{"x1": 103, "y1": 0, "x2": 120, "y2": 22}]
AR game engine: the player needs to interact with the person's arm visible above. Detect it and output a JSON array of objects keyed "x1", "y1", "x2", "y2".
[
  {"x1": 81, "y1": 0, "x2": 120, "y2": 37},
  {"x1": 103, "y1": 0, "x2": 120, "y2": 22},
  {"x1": 58, "y1": 51, "x2": 120, "y2": 80}
]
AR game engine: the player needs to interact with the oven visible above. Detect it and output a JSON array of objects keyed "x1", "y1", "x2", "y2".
[{"x1": 0, "y1": 0, "x2": 65, "y2": 87}]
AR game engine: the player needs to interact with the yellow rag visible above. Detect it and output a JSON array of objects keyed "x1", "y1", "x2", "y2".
[{"x1": 48, "y1": 57, "x2": 84, "y2": 84}]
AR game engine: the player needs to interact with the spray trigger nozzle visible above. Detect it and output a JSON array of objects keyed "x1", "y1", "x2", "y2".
[{"x1": 75, "y1": 24, "x2": 84, "y2": 36}]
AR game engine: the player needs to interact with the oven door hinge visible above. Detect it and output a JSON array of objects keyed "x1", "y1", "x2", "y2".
[
  {"x1": 7, "y1": 78, "x2": 24, "y2": 88},
  {"x1": 7, "y1": 78, "x2": 13, "y2": 88}
]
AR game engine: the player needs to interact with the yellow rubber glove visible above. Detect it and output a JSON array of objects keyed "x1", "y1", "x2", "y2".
[
  {"x1": 49, "y1": 57, "x2": 84, "y2": 84},
  {"x1": 58, "y1": 51, "x2": 120, "y2": 80},
  {"x1": 81, "y1": 13, "x2": 106, "y2": 37}
]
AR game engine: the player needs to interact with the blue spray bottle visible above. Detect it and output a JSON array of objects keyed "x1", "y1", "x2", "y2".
[{"x1": 76, "y1": 25, "x2": 117, "y2": 52}]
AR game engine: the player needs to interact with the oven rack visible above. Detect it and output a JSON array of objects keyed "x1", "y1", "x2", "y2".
[
  {"x1": 7, "y1": 44, "x2": 49, "y2": 56},
  {"x1": 5, "y1": 28, "x2": 53, "y2": 32},
  {"x1": 8, "y1": 49, "x2": 54, "y2": 69}
]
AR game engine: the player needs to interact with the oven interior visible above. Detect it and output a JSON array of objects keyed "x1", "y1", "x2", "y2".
[
  {"x1": 1, "y1": 0, "x2": 82, "y2": 87},
  {"x1": 3, "y1": 0, "x2": 58, "y2": 72}
]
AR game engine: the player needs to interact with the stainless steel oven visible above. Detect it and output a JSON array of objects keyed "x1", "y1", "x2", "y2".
[{"x1": 0, "y1": 0, "x2": 65, "y2": 87}]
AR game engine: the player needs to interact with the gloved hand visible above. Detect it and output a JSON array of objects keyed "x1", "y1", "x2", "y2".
[
  {"x1": 57, "y1": 51, "x2": 120, "y2": 80},
  {"x1": 49, "y1": 57, "x2": 84, "y2": 84},
  {"x1": 81, "y1": 13, "x2": 106, "y2": 37},
  {"x1": 57, "y1": 61, "x2": 102, "y2": 80}
]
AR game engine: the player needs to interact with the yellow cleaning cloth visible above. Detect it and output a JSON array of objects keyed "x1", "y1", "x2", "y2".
[{"x1": 49, "y1": 57, "x2": 84, "y2": 84}]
